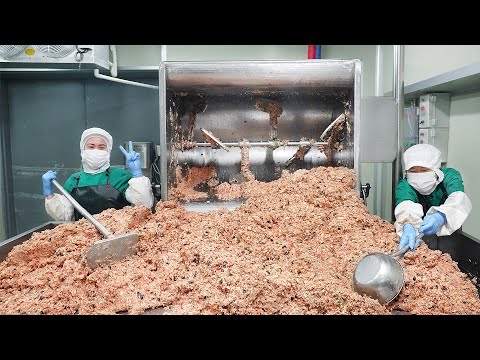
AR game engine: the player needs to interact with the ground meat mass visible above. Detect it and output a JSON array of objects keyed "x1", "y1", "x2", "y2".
[{"x1": 0, "y1": 167, "x2": 479, "y2": 315}]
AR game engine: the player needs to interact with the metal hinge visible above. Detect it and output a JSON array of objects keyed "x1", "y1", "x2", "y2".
[{"x1": 360, "y1": 183, "x2": 371, "y2": 206}]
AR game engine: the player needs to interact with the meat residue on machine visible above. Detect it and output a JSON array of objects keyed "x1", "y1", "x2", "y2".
[
  {"x1": 320, "y1": 111, "x2": 352, "y2": 166},
  {"x1": 239, "y1": 140, "x2": 256, "y2": 182},
  {"x1": 0, "y1": 166, "x2": 479, "y2": 315},
  {"x1": 255, "y1": 98, "x2": 283, "y2": 140},
  {"x1": 168, "y1": 165, "x2": 217, "y2": 201}
]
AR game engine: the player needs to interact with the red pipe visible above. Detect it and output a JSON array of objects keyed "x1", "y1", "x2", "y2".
[{"x1": 308, "y1": 45, "x2": 315, "y2": 59}]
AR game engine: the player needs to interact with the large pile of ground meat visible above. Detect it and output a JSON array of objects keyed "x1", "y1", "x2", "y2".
[{"x1": 0, "y1": 166, "x2": 479, "y2": 315}]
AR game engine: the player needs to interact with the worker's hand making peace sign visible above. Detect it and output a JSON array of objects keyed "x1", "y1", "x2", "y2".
[{"x1": 119, "y1": 141, "x2": 142, "y2": 177}]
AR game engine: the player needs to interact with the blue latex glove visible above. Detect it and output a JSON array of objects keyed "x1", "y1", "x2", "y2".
[
  {"x1": 42, "y1": 170, "x2": 57, "y2": 196},
  {"x1": 398, "y1": 223, "x2": 418, "y2": 251},
  {"x1": 418, "y1": 212, "x2": 446, "y2": 235},
  {"x1": 119, "y1": 141, "x2": 142, "y2": 177}
]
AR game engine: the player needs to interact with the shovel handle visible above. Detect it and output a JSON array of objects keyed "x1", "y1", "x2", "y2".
[
  {"x1": 51, "y1": 179, "x2": 112, "y2": 238},
  {"x1": 390, "y1": 232, "x2": 424, "y2": 257}
]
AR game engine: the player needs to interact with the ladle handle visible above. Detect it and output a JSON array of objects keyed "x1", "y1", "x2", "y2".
[
  {"x1": 390, "y1": 232, "x2": 424, "y2": 257},
  {"x1": 52, "y1": 179, "x2": 112, "y2": 238}
]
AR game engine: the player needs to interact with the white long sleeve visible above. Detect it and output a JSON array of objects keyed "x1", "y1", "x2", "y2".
[
  {"x1": 45, "y1": 193, "x2": 75, "y2": 221},
  {"x1": 427, "y1": 191, "x2": 472, "y2": 236},
  {"x1": 125, "y1": 176, "x2": 154, "y2": 208},
  {"x1": 394, "y1": 200, "x2": 424, "y2": 237}
]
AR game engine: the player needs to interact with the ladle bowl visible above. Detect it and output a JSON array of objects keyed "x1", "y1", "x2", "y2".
[{"x1": 353, "y1": 233, "x2": 424, "y2": 304}]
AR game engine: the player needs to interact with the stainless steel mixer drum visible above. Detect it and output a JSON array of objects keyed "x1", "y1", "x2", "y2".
[{"x1": 158, "y1": 60, "x2": 362, "y2": 201}]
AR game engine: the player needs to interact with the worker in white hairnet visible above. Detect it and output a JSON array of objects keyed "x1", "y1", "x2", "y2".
[
  {"x1": 394, "y1": 144, "x2": 472, "y2": 252},
  {"x1": 41, "y1": 127, "x2": 154, "y2": 221}
]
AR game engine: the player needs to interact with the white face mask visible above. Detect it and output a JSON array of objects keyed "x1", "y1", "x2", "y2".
[
  {"x1": 406, "y1": 171, "x2": 437, "y2": 195},
  {"x1": 81, "y1": 149, "x2": 110, "y2": 174}
]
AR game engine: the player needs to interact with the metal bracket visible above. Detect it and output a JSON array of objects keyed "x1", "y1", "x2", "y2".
[
  {"x1": 201, "y1": 128, "x2": 230, "y2": 151},
  {"x1": 360, "y1": 183, "x2": 371, "y2": 206}
]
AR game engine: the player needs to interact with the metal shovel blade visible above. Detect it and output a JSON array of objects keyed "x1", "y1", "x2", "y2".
[{"x1": 85, "y1": 232, "x2": 139, "y2": 269}]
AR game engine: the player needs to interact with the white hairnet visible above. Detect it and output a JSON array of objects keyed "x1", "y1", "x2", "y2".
[
  {"x1": 403, "y1": 144, "x2": 444, "y2": 183},
  {"x1": 80, "y1": 127, "x2": 113, "y2": 152}
]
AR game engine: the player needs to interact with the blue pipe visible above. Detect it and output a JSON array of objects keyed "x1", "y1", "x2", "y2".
[{"x1": 315, "y1": 45, "x2": 321, "y2": 59}]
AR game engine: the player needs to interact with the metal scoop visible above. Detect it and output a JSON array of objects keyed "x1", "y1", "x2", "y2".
[
  {"x1": 52, "y1": 179, "x2": 139, "y2": 269},
  {"x1": 353, "y1": 233, "x2": 424, "y2": 304}
]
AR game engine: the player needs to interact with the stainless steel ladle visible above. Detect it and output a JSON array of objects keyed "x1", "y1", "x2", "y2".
[{"x1": 353, "y1": 233, "x2": 424, "y2": 304}]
